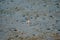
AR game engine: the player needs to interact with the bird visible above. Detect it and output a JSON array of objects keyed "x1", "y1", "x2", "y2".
[{"x1": 26, "y1": 20, "x2": 30, "y2": 25}]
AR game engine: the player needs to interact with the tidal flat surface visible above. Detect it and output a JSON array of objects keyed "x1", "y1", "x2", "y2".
[{"x1": 0, "y1": 0, "x2": 60, "y2": 40}]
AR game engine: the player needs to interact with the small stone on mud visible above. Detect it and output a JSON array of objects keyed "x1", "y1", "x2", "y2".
[
  {"x1": 56, "y1": 3, "x2": 59, "y2": 5},
  {"x1": 32, "y1": 34, "x2": 35, "y2": 36},
  {"x1": 30, "y1": 16, "x2": 33, "y2": 19},
  {"x1": 56, "y1": 20, "x2": 60, "y2": 23},
  {"x1": 22, "y1": 15, "x2": 25, "y2": 17},
  {"x1": 14, "y1": 29, "x2": 17, "y2": 31},
  {"x1": 49, "y1": 15, "x2": 53, "y2": 17},
  {"x1": 15, "y1": 35, "x2": 19, "y2": 38},
  {"x1": 16, "y1": 20, "x2": 19, "y2": 22},
  {"x1": 36, "y1": 14, "x2": 39, "y2": 17},
  {"x1": 47, "y1": 28, "x2": 50, "y2": 30},
  {"x1": 58, "y1": 29, "x2": 60, "y2": 31}
]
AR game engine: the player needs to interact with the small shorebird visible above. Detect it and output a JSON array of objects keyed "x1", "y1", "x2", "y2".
[{"x1": 26, "y1": 20, "x2": 30, "y2": 25}]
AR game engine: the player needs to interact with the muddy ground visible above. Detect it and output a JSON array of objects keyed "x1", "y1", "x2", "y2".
[{"x1": 0, "y1": 0, "x2": 60, "y2": 40}]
